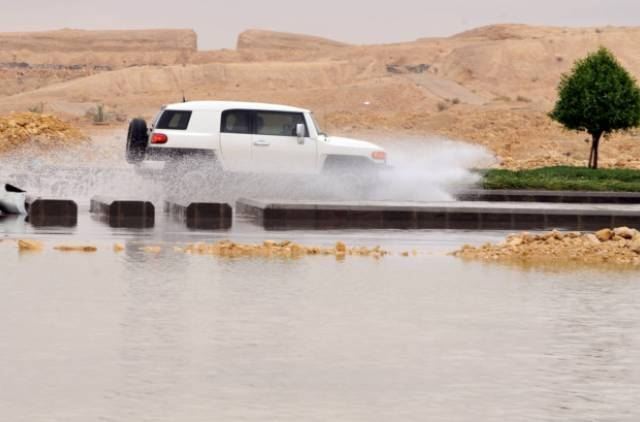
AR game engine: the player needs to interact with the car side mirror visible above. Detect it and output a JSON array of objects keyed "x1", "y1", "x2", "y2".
[{"x1": 296, "y1": 123, "x2": 306, "y2": 144}]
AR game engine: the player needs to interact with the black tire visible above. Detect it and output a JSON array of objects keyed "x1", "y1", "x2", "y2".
[{"x1": 126, "y1": 118, "x2": 149, "y2": 164}]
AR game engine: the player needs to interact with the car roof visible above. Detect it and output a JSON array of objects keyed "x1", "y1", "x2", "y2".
[{"x1": 164, "y1": 101, "x2": 309, "y2": 113}]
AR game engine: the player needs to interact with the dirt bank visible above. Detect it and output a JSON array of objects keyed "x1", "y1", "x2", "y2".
[
  {"x1": 0, "y1": 112, "x2": 86, "y2": 154},
  {"x1": 453, "y1": 227, "x2": 640, "y2": 267}
]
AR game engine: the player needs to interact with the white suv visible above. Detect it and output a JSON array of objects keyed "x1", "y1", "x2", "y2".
[{"x1": 126, "y1": 101, "x2": 387, "y2": 175}]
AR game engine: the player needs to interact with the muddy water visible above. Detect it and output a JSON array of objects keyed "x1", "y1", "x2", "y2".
[{"x1": 1, "y1": 215, "x2": 639, "y2": 421}]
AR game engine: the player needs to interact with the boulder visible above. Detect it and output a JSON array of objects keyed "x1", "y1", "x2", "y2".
[
  {"x1": 18, "y1": 239, "x2": 42, "y2": 251},
  {"x1": 614, "y1": 227, "x2": 638, "y2": 240},
  {"x1": 335, "y1": 241, "x2": 347, "y2": 255},
  {"x1": 595, "y1": 229, "x2": 613, "y2": 242}
]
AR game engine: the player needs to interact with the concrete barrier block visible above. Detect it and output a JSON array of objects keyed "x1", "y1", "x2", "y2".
[
  {"x1": 90, "y1": 196, "x2": 154, "y2": 228},
  {"x1": 164, "y1": 200, "x2": 232, "y2": 230},
  {"x1": 25, "y1": 196, "x2": 78, "y2": 227}
]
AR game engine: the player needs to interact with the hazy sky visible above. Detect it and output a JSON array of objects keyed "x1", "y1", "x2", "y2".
[{"x1": 1, "y1": 0, "x2": 638, "y2": 49}]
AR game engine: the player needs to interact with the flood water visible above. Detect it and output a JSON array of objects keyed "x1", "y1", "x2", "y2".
[{"x1": 1, "y1": 214, "x2": 639, "y2": 421}]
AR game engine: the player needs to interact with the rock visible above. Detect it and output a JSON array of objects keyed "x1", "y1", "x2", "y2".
[
  {"x1": 18, "y1": 239, "x2": 43, "y2": 252},
  {"x1": 113, "y1": 243, "x2": 125, "y2": 253},
  {"x1": 520, "y1": 232, "x2": 534, "y2": 243},
  {"x1": 506, "y1": 235, "x2": 524, "y2": 246},
  {"x1": 584, "y1": 234, "x2": 601, "y2": 245},
  {"x1": 54, "y1": 245, "x2": 97, "y2": 252},
  {"x1": 290, "y1": 244, "x2": 303, "y2": 256},
  {"x1": 614, "y1": 227, "x2": 637, "y2": 240},
  {"x1": 0, "y1": 112, "x2": 86, "y2": 154},
  {"x1": 595, "y1": 229, "x2": 613, "y2": 242},
  {"x1": 141, "y1": 246, "x2": 162, "y2": 254},
  {"x1": 452, "y1": 228, "x2": 640, "y2": 267},
  {"x1": 178, "y1": 240, "x2": 388, "y2": 260}
]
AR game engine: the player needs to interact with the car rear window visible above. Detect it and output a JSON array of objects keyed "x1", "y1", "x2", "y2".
[{"x1": 156, "y1": 110, "x2": 192, "y2": 130}]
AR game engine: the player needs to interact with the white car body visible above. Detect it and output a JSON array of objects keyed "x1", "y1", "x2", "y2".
[{"x1": 142, "y1": 101, "x2": 387, "y2": 174}]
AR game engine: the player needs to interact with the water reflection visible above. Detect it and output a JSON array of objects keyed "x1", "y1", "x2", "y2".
[
  {"x1": 110, "y1": 244, "x2": 190, "y2": 421},
  {"x1": 1, "y1": 224, "x2": 639, "y2": 421}
]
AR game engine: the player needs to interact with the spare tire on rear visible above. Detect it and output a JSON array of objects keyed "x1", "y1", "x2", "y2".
[{"x1": 126, "y1": 118, "x2": 149, "y2": 163}]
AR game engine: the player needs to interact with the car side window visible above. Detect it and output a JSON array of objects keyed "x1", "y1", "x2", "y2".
[
  {"x1": 156, "y1": 110, "x2": 192, "y2": 130},
  {"x1": 255, "y1": 111, "x2": 308, "y2": 137},
  {"x1": 221, "y1": 110, "x2": 252, "y2": 134}
]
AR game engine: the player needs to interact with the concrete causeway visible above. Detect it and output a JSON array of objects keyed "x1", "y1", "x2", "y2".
[
  {"x1": 236, "y1": 198, "x2": 640, "y2": 230},
  {"x1": 457, "y1": 189, "x2": 640, "y2": 204}
]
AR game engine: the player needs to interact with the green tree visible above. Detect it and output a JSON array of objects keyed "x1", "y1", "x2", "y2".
[{"x1": 550, "y1": 48, "x2": 640, "y2": 169}]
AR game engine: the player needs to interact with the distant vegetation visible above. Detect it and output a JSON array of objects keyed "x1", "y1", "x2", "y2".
[
  {"x1": 27, "y1": 102, "x2": 45, "y2": 113},
  {"x1": 484, "y1": 166, "x2": 640, "y2": 192},
  {"x1": 550, "y1": 48, "x2": 640, "y2": 169},
  {"x1": 84, "y1": 103, "x2": 127, "y2": 125}
]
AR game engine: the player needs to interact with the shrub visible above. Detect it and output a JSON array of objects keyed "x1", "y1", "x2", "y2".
[{"x1": 28, "y1": 103, "x2": 45, "y2": 114}]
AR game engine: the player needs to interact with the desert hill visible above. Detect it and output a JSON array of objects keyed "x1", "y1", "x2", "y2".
[
  {"x1": 2, "y1": 24, "x2": 640, "y2": 168},
  {"x1": 237, "y1": 29, "x2": 349, "y2": 55},
  {"x1": 0, "y1": 28, "x2": 197, "y2": 64},
  {"x1": 0, "y1": 29, "x2": 197, "y2": 96}
]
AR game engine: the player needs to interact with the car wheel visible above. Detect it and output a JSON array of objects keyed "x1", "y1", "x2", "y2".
[{"x1": 126, "y1": 118, "x2": 148, "y2": 164}]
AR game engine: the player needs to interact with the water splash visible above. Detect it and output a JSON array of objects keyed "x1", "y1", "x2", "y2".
[
  {"x1": 0, "y1": 132, "x2": 495, "y2": 204},
  {"x1": 374, "y1": 137, "x2": 496, "y2": 201}
]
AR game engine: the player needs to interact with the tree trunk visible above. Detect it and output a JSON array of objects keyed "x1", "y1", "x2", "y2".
[{"x1": 590, "y1": 132, "x2": 603, "y2": 169}]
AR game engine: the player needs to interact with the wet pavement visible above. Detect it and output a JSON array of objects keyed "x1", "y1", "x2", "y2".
[{"x1": 2, "y1": 212, "x2": 640, "y2": 421}]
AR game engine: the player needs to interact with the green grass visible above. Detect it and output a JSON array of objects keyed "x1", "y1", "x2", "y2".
[{"x1": 483, "y1": 166, "x2": 640, "y2": 192}]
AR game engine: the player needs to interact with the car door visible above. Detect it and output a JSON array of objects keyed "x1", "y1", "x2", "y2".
[
  {"x1": 251, "y1": 111, "x2": 317, "y2": 174},
  {"x1": 219, "y1": 110, "x2": 253, "y2": 172}
]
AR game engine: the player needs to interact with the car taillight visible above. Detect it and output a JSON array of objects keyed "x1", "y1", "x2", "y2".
[
  {"x1": 151, "y1": 133, "x2": 168, "y2": 144},
  {"x1": 372, "y1": 151, "x2": 386, "y2": 161}
]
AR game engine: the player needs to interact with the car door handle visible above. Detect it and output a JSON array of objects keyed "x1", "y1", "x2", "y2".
[{"x1": 253, "y1": 140, "x2": 270, "y2": 147}]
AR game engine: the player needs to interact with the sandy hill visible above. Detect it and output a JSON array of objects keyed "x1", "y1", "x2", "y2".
[
  {"x1": 0, "y1": 29, "x2": 197, "y2": 96},
  {"x1": 2, "y1": 24, "x2": 640, "y2": 168},
  {"x1": 238, "y1": 29, "x2": 348, "y2": 54},
  {"x1": 0, "y1": 28, "x2": 196, "y2": 65}
]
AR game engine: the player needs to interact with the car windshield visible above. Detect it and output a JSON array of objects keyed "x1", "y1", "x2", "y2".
[{"x1": 310, "y1": 113, "x2": 327, "y2": 136}]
